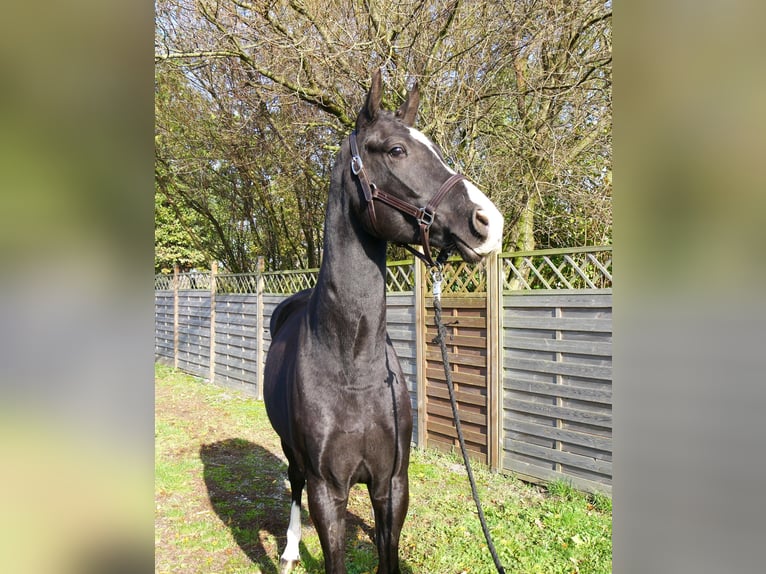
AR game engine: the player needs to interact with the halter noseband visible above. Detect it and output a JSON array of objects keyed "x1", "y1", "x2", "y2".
[{"x1": 349, "y1": 130, "x2": 465, "y2": 267}]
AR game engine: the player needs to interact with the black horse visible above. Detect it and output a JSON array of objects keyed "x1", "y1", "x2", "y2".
[{"x1": 263, "y1": 70, "x2": 504, "y2": 574}]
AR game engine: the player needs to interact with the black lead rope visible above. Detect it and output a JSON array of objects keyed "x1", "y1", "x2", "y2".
[{"x1": 430, "y1": 262, "x2": 507, "y2": 574}]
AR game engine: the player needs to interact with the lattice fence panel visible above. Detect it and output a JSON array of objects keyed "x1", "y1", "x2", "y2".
[
  {"x1": 262, "y1": 269, "x2": 319, "y2": 294},
  {"x1": 425, "y1": 259, "x2": 487, "y2": 294},
  {"x1": 154, "y1": 272, "x2": 213, "y2": 290},
  {"x1": 155, "y1": 274, "x2": 173, "y2": 290},
  {"x1": 216, "y1": 273, "x2": 260, "y2": 294},
  {"x1": 176, "y1": 272, "x2": 212, "y2": 290},
  {"x1": 386, "y1": 261, "x2": 415, "y2": 293},
  {"x1": 502, "y1": 248, "x2": 612, "y2": 291}
]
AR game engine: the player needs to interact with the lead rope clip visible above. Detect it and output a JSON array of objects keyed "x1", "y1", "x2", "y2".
[{"x1": 430, "y1": 266, "x2": 443, "y2": 301}]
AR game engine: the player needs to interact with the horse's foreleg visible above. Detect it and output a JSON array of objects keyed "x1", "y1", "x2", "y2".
[
  {"x1": 371, "y1": 472, "x2": 409, "y2": 574},
  {"x1": 280, "y1": 449, "x2": 305, "y2": 573},
  {"x1": 307, "y1": 477, "x2": 349, "y2": 574}
]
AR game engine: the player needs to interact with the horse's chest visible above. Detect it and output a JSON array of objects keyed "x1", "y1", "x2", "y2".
[
  {"x1": 306, "y1": 381, "x2": 396, "y2": 421},
  {"x1": 295, "y1": 362, "x2": 400, "y2": 427}
]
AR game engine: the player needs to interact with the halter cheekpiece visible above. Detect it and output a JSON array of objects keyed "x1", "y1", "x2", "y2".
[{"x1": 349, "y1": 130, "x2": 466, "y2": 267}]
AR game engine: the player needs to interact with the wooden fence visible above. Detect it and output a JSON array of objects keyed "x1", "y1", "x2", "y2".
[{"x1": 155, "y1": 247, "x2": 612, "y2": 495}]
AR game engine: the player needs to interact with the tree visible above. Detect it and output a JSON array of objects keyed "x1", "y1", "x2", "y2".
[
  {"x1": 155, "y1": 0, "x2": 611, "y2": 270},
  {"x1": 154, "y1": 188, "x2": 209, "y2": 273}
]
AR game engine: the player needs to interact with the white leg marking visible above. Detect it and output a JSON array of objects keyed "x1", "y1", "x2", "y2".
[{"x1": 281, "y1": 501, "x2": 302, "y2": 562}]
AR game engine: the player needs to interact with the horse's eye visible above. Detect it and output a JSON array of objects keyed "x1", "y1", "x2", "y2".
[{"x1": 388, "y1": 146, "x2": 406, "y2": 158}]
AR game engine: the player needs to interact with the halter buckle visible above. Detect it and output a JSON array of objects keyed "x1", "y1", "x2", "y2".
[
  {"x1": 351, "y1": 155, "x2": 364, "y2": 175},
  {"x1": 418, "y1": 207, "x2": 435, "y2": 229}
]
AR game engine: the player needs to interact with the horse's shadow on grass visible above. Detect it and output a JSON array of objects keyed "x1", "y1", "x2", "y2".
[{"x1": 201, "y1": 438, "x2": 412, "y2": 574}]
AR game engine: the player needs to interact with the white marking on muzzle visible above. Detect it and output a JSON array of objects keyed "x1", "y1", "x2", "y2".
[
  {"x1": 408, "y1": 127, "x2": 504, "y2": 254},
  {"x1": 465, "y1": 180, "x2": 504, "y2": 255}
]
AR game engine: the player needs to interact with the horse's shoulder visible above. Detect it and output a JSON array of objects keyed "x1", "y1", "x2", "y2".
[{"x1": 270, "y1": 288, "x2": 313, "y2": 337}]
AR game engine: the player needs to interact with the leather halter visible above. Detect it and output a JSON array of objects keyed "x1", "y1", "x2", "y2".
[{"x1": 349, "y1": 130, "x2": 466, "y2": 267}]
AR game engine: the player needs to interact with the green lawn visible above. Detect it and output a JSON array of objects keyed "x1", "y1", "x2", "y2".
[{"x1": 155, "y1": 364, "x2": 611, "y2": 573}]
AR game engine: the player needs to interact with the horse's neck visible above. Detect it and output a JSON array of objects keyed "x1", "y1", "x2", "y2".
[{"x1": 310, "y1": 172, "x2": 388, "y2": 360}]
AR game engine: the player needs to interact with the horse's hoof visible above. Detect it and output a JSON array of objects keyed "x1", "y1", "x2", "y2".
[{"x1": 279, "y1": 558, "x2": 300, "y2": 573}]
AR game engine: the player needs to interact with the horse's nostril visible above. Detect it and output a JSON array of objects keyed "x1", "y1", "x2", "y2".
[{"x1": 472, "y1": 210, "x2": 490, "y2": 238}]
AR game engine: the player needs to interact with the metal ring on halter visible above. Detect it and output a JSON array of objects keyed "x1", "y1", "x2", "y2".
[{"x1": 417, "y1": 207, "x2": 435, "y2": 229}]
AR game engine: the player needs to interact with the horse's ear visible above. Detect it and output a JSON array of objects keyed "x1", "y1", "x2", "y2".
[
  {"x1": 356, "y1": 69, "x2": 383, "y2": 131},
  {"x1": 395, "y1": 81, "x2": 419, "y2": 127}
]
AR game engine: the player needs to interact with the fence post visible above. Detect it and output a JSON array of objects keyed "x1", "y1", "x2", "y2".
[
  {"x1": 256, "y1": 256, "x2": 265, "y2": 400},
  {"x1": 173, "y1": 264, "x2": 180, "y2": 369},
  {"x1": 414, "y1": 257, "x2": 428, "y2": 449},
  {"x1": 209, "y1": 261, "x2": 218, "y2": 383},
  {"x1": 487, "y1": 252, "x2": 502, "y2": 471}
]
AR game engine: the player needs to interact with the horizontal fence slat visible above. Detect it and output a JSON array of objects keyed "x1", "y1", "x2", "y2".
[
  {"x1": 505, "y1": 397, "x2": 612, "y2": 428},
  {"x1": 424, "y1": 314, "x2": 486, "y2": 329},
  {"x1": 213, "y1": 358, "x2": 258, "y2": 374},
  {"x1": 427, "y1": 419, "x2": 487, "y2": 446},
  {"x1": 433, "y1": 297, "x2": 487, "y2": 308},
  {"x1": 427, "y1": 403, "x2": 486, "y2": 427},
  {"x1": 504, "y1": 316, "x2": 611, "y2": 333},
  {"x1": 216, "y1": 293, "x2": 259, "y2": 304},
  {"x1": 214, "y1": 359, "x2": 259, "y2": 378},
  {"x1": 503, "y1": 293, "x2": 612, "y2": 307},
  {"x1": 504, "y1": 378, "x2": 612, "y2": 404},
  {"x1": 505, "y1": 418, "x2": 612, "y2": 451},
  {"x1": 427, "y1": 383, "x2": 486, "y2": 407},
  {"x1": 503, "y1": 335, "x2": 611, "y2": 357},
  {"x1": 387, "y1": 327, "x2": 417, "y2": 341},
  {"x1": 424, "y1": 332, "x2": 488, "y2": 349},
  {"x1": 503, "y1": 356, "x2": 612, "y2": 380},
  {"x1": 425, "y1": 350, "x2": 486, "y2": 368},
  {"x1": 215, "y1": 345, "x2": 257, "y2": 362},
  {"x1": 504, "y1": 439, "x2": 612, "y2": 476},
  {"x1": 215, "y1": 325, "x2": 259, "y2": 340},
  {"x1": 426, "y1": 367, "x2": 486, "y2": 387},
  {"x1": 429, "y1": 437, "x2": 487, "y2": 462},
  {"x1": 214, "y1": 313, "x2": 256, "y2": 324}
]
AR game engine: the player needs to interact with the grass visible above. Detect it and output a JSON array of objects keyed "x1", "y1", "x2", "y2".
[{"x1": 155, "y1": 364, "x2": 611, "y2": 573}]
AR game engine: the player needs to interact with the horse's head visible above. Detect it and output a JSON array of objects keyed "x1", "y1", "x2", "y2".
[{"x1": 347, "y1": 70, "x2": 504, "y2": 264}]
